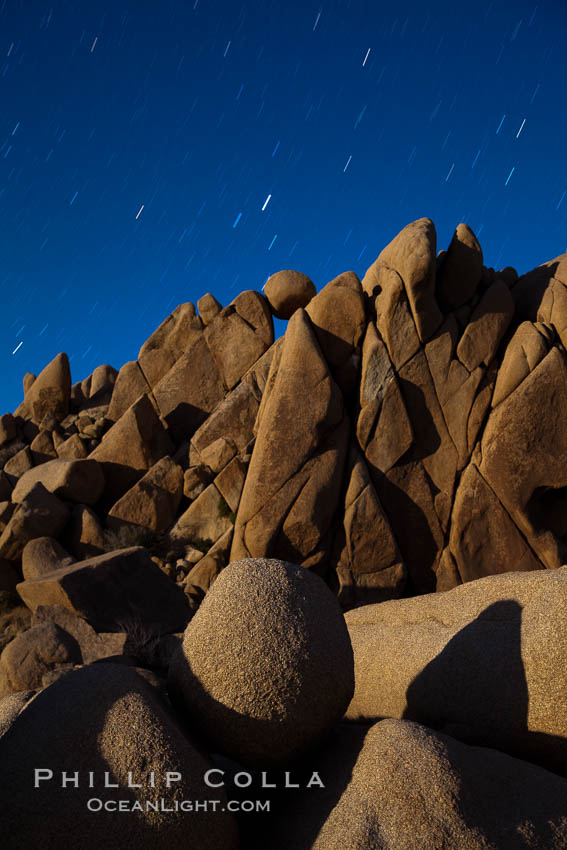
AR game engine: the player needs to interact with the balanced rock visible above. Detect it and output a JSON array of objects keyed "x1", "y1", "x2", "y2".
[
  {"x1": 345, "y1": 568, "x2": 567, "y2": 771},
  {"x1": 264, "y1": 270, "x2": 316, "y2": 319},
  {"x1": 17, "y1": 547, "x2": 191, "y2": 635},
  {"x1": 0, "y1": 664, "x2": 239, "y2": 849},
  {"x1": 168, "y1": 557, "x2": 354, "y2": 765}
]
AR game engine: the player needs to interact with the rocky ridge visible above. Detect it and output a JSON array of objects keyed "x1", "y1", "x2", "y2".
[
  {"x1": 1, "y1": 218, "x2": 567, "y2": 847},
  {"x1": 2, "y1": 217, "x2": 566, "y2": 623}
]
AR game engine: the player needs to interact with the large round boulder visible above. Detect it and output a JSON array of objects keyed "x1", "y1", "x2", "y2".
[
  {"x1": 168, "y1": 557, "x2": 354, "y2": 765},
  {"x1": 264, "y1": 270, "x2": 316, "y2": 319}
]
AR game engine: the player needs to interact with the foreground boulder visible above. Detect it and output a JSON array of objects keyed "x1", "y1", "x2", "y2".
[
  {"x1": 345, "y1": 568, "x2": 567, "y2": 771},
  {"x1": 0, "y1": 664, "x2": 239, "y2": 849},
  {"x1": 263, "y1": 719, "x2": 567, "y2": 850},
  {"x1": 17, "y1": 547, "x2": 190, "y2": 634},
  {"x1": 169, "y1": 558, "x2": 354, "y2": 765}
]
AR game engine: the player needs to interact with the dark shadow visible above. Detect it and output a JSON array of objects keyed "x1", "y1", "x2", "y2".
[
  {"x1": 363, "y1": 378, "x2": 443, "y2": 595},
  {"x1": 367, "y1": 458, "x2": 439, "y2": 595},
  {"x1": 513, "y1": 260, "x2": 560, "y2": 319},
  {"x1": 272, "y1": 418, "x2": 350, "y2": 574},
  {"x1": 404, "y1": 600, "x2": 567, "y2": 775},
  {"x1": 93, "y1": 460, "x2": 144, "y2": 512},
  {"x1": 397, "y1": 376, "x2": 441, "y2": 462},
  {"x1": 435, "y1": 239, "x2": 483, "y2": 313},
  {"x1": 163, "y1": 400, "x2": 209, "y2": 445},
  {"x1": 236, "y1": 721, "x2": 369, "y2": 850},
  {"x1": 526, "y1": 485, "x2": 567, "y2": 562}
]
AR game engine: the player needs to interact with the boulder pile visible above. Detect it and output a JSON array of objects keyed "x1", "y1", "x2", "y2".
[
  {"x1": 0, "y1": 218, "x2": 567, "y2": 847},
  {"x1": 1, "y1": 218, "x2": 566, "y2": 615},
  {"x1": 1, "y1": 559, "x2": 567, "y2": 848}
]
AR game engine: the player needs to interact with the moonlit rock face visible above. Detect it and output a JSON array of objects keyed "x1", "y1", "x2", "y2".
[{"x1": 168, "y1": 557, "x2": 355, "y2": 766}]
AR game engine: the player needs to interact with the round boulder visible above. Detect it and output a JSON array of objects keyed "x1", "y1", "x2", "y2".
[
  {"x1": 264, "y1": 270, "x2": 316, "y2": 319},
  {"x1": 168, "y1": 557, "x2": 354, "y2": 765},
  {"x1": 22, "y1": 536, "x2": 75, "y2": 580},
  {"x1": 0, "y1": 622, "x2": 81, "y2": 696}
]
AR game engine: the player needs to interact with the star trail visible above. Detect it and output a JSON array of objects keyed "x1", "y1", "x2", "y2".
[{"x1": 0, "y1": 0, "x2": 566, "y2": 412}]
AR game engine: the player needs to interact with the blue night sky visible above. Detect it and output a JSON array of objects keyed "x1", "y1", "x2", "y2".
[{"x1": 1, "y1": 0, "x2": 566, "y2": 413}]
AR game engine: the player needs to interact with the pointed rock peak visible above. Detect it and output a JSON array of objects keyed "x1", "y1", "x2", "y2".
[
  {"x1": 197, "y1": 292, "x2": 222, "y2": 325},
  {"x1": 306, "y1": 271, "x2": 365, "y2": 370},
  {"x1": 23, "y1": 372, "x2": 36, "y2": 394},
  {"x1": 25, "y1": 352, "x2": 71, "y2": 427},
  {"x1": 280, "y1": 307, "x2": 328, "y2": 380},
  {"x1": 138, "y1": 302, "x2": 202, "y2": 388},
  {"x1": 365, "y1": 218, "x2": 442, "y2": 343},
  {"x1": 437, "y1": 222, "x2": 484, "y2": 312}
]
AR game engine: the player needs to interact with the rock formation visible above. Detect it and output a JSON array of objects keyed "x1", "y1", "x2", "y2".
[
  {"x1": 1, "y1": 220, "x2": 565, "y2": 612},
  {"x1": 1, "y1": 218, "x2": 567, "y2": 847}
]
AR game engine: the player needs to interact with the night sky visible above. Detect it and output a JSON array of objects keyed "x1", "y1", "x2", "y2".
[{"x1": 1, "y1": 0, "x2": 566, "y2": 414}]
